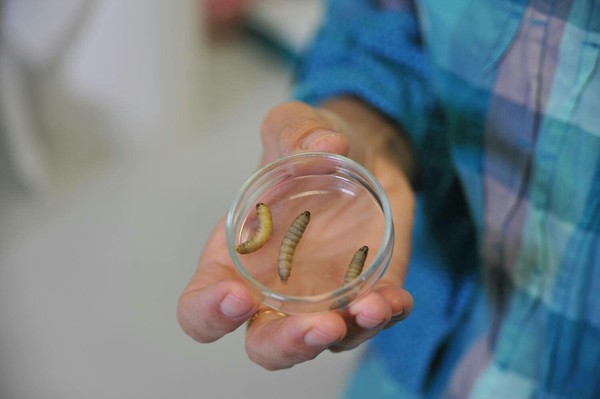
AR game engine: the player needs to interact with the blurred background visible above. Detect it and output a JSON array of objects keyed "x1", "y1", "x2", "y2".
[{"x1": 0, "y1": 1, "x2": 363, "y2": 398}]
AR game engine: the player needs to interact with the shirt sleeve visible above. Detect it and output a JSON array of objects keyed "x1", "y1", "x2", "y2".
[{"x1": 292, "y1": 0, "x2": 437, "y2": 142}]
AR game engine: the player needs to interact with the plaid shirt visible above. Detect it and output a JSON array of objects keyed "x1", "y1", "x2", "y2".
[{"x1": 293, "y1": 0, "x2": 600, "y2": 398}]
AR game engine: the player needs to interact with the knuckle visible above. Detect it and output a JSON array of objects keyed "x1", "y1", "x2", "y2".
[
  {"x1": 261, "y1": 101, "x2": 305, "y2": 137},
  {"x1": 260, "y1": 102, "x2": 330, "y2": 154}
]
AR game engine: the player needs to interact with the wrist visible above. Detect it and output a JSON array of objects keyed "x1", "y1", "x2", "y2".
[{"x1": 319, "y1": 97, "x2": 419, "y2": 190}]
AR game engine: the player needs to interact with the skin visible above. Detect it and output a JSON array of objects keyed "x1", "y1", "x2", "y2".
[{"x1": 177, "y1": 97, "x2": 416, "y2": 370}]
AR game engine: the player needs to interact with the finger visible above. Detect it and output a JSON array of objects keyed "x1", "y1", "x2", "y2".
[
  {"x1": 260, "y1": 101, "x2": 350, "y2": 163},
  {"x1": 245, "y1": 311, "x2": 346, "y2": 370},
  {"x1": 377, "y1": 284, "x2": 413, "y2": 329},
  {"x1": 177, "y1": 275, "x2": 259, "y2": 343},
  {"x1": 376, "y1": 284, "x2": 414, "y2": 318},
  {"x1": 177, "y1": 219, "x2": 260, "y2": 343},
  {"x1": 330, "y1": 291, "x2": 392, "y2": 352},
  {"x1": 384, "y1": 310, "x2": 411, "y2": 329}
]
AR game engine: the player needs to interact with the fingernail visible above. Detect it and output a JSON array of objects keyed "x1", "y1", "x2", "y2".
[
  {"x1": 388, "y1": 310, "x2": 406, "y2": 325},
  {"x1": 301, "y1": 130, "x2": 341, "y2": 150},
  {"x1": 304, "y1": 328, "x2": 341, "y2": 348},
  {"x1": 355, "y1": 314, "x2": 386, "y2": 330},
  {"x1": 349, "y1": 304, "x2": 384, "y2": 330},
  {"x1": 391, "y1": 310, "x2": 405, "y2": 319},
  {"x1": 220, "y1": 294, "x2": 253, "y2": 318}
]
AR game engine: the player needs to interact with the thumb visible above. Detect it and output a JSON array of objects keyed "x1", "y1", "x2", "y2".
[
  {"x1": 260, "y1": 101, "x2": 350, "y2": 163},
  {"x1": 300, "y1": 129, "x2": 349, "y2": 154}
]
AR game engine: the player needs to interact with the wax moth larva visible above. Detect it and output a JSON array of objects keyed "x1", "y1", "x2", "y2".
[
  {"x1": 330, "y1": 246, "x2": 369, "y2": 311},
  {"x1": 278, "y1": 210, "x2": 311, "y2": 284},
  {"x1": 342, "y1": 246, "x2": 369, "y2": 284},
  {"x1": 236, "y1": 203, "x2": 273, "y2": 254}
]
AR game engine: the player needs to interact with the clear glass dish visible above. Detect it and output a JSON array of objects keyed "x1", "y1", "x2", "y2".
[{"x1": 226, "y1": 152, "x2": 394, "y2": 314}]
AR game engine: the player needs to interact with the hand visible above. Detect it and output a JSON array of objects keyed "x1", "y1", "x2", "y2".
[{"x1": 177, "y1": 100, "x2": 415, "y2": 370}]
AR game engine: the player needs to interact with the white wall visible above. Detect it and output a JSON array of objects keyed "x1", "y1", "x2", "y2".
[{"x1": 0, "y1": 1, "x2": 362, "y2": 398}]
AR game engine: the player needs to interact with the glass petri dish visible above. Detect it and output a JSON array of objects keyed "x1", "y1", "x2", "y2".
[{"x1": 226, "y1": 152, "x2": 394, "y2": 314}]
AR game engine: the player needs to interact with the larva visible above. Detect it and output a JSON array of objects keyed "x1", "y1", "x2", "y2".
[
  {"x1": 330, "y1": 246, "x2": 369, "y2": 311},
  {"x1": 278, "y1": 210, "x2": 311, "y2": 284},
  {"x1": 236, "y1": 203, "x2": 273, "y2": 254},
  {"x1": 342, "y1": 246, "x2": 369, "y2": 284}
]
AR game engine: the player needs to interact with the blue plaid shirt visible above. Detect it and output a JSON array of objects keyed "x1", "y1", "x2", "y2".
[{"x1": 293, "y1": 0, "x2": 600, "y2": 398}]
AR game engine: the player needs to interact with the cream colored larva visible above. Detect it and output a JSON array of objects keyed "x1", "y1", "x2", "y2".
[
  {"x1": 236, "y1": 203, "x2": 273, "y2": 254},
  {"x1": 343, "y1": 246, "x2": 369, "y2": 284},
  {"x1": 278, "y1": 210, "x2": 311, "y2": 284}
]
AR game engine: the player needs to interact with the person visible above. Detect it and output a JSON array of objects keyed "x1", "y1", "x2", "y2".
[{"x1": 178, "y1": 0, "x2": 600, "y2": 397}]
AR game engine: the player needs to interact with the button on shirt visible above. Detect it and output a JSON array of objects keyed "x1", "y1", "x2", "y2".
[{"x1": 293, "y1": 0, "x2": 600, "y2": 397}]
